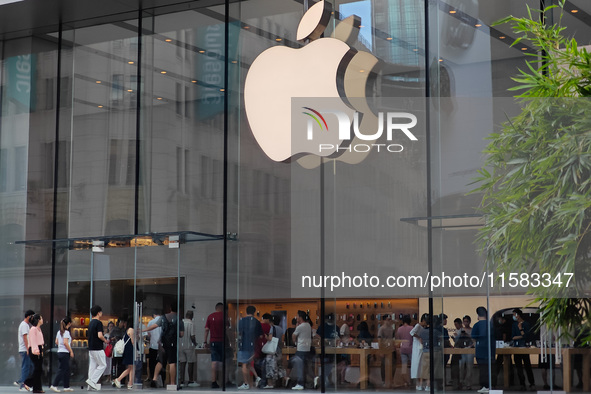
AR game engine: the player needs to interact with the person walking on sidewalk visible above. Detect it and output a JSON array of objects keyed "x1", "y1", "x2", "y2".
[
  {"x1": 87, "y1": 305, "x2": 110, "y2": 391},
  {"x1": 114, "y1": 317, "x2": 135, "y2": 390},
  {"x1": 28, "y1": 314, "x2": 46, "y2": 394},
  {"x1": 15, "y1": 309, "x2": 35, "y2": 392},
  {"x1": 50, "y1": 317, "x2": 74, "y2": 392}
]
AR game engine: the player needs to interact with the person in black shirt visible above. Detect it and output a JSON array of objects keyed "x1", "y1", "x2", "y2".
[
  {"x1": 511, "y1": 309, "x2": 535, "y2": 390},
  {"x1": 86, "y1": 305, "x2": 109, "y2": 391}
]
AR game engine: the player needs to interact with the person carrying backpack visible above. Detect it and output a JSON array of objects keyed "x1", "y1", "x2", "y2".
[{"x1": 144, "y1": 304, "x2": 184, "y2": 388}]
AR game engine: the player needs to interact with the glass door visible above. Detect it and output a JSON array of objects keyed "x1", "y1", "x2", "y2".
[{"x1": 135, "y1": 237, "x2": 181, "y2": 389}]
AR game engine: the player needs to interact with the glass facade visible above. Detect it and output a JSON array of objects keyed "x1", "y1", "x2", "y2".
[{"x1": 0, "y1": 0, "x2": 589, "y2": 393}]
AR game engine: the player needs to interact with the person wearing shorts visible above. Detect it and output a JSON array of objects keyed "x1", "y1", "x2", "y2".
[
  {"x1": 179, "y1": 310, "x2": 197, "y2": 387},
  {"x1": 205, "y1": 303, "x2": 232, "y2": 388},
  {"x1": 237, "y1": 306, "x2": 263, "y2": 390}
]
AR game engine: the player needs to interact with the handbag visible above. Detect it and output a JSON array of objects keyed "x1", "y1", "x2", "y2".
[
  {"x1": 104, "y1": 343, "x2": 113, "y2": 357},
  {"x1": 262, "y1": 337, "x2": 278, "y2": 355}
]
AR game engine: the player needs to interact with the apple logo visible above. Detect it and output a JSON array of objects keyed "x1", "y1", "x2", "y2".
[{"x1": 244, "y1": 0, "x2": 380, "y2": 163}]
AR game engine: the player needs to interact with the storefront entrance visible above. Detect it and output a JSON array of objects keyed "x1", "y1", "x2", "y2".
[{"x1": 17, "y1": 231, "x2": 223, "y2": 386}]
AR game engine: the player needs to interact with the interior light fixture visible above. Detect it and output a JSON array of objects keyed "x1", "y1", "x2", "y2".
[
  {"x1": 160, "y1": 71, "x2": 167, "y2": 74},
  {"x1": 127, "y1": 89, "x2": 133, "y2": 92},
  {"x1": 386, "y1": 37, "x2": 392, "y2": 40},
  {"x1": 275, "y1": 38, "x2": 282, "y2": 41},
  {"x1": 499, "y1": 36, "x2": 506, "y2": 39},
  {"x1": 449, "y1": 10, "x2": 457, "y2": 14},
  {"x1": 571, "y1": 9, "x2": 579, "y2": 13},
  {"x1": 191, "y1": 80, "x2": 197, "y2": 83},
  {"x1": 165, "y1": 38, "x2": 172, "y2": 42},
  {"x1": 156, "y1": 97, "x2": 162, "y2": 100},
  {"x1": 97, "y1": 105, "x2": 103, "y2": 108},
  {"x1": 199, "y1": 50, "x2": 205, "y2": 53},
  {"x1": 220, "y1": 88, "x2": 225, "y2": 92},
  {"x1": 521, "y1": 47, "x2": 527, "y2": 50},
  {"x1": 96, "y1": 81, "x2": 101, "y2": 84},
  {"x1": 128, "y1": 61, "x2": 134, "y2": 64},
  {"x1": 475, "y1": 24, "x2": 482, "y2": 27},
  {"x1": 244, "y1": 26, "x2": 250, "y2": 29}
]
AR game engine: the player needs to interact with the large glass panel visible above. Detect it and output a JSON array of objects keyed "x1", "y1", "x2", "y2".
[
  {"x1": 67, "y1": 22, "x2": 139, "y2": 238},
  {"x1": 0, "y1": 33, "x2": 60, "y2": 385},
  {"x1": 139, "y1": 6, "x2": 226, "y2": 235}
]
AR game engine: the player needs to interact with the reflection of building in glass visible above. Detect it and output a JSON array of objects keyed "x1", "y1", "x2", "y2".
[{"x1": 0, "y1": 0, "x2": 587, "y2": 390}]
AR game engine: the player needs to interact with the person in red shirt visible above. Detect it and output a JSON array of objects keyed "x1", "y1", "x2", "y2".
[{"x1": 205, "y1": 303, "x2": 230, "y2": 389}]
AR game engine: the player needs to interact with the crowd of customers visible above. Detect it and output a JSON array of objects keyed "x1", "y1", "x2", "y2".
[{"x1": 12, "y1": 304, "x2": 589, "y2": 392}]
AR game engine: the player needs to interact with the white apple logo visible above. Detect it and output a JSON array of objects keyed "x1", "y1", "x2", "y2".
[{"x1": 244, "y1": 0, "x2": 358, "y2": 162}]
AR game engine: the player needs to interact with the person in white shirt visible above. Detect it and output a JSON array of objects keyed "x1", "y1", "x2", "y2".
[
  {"x1": 15, "y1": 310, "x2": 35, "y2": 391},
  {"x1": 291, "y1": 311, "x2": 312, "y2": 390},
  {"x1": 50, "y1": 317, "x2": 75, "y2": 392},
  {"x1": 179, "y1": 310, "x2": 198, "y2": 387},
  {"x1": 146, "y1": 312, "x2": 164, "y2": 386}
]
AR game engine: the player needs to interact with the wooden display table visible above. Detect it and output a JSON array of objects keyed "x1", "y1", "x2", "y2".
[{"x1": 283, "y1": 346, "x2": 395, "y2": 389}]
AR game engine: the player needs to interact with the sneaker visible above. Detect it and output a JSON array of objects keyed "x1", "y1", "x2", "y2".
[
  {"x1": 237, "y1": 383, "x2": 250, "y2": 390},
  {"x1": 114, "y1": 380, "x2": 121, "y2": 389},
  {"x1": 284, "y1": 378, "x2": 291, "y2": 388},
  {"x1": 15, "y1": 382, "x2": 21, "y2": 387},
  {"x1": 211, "y1": 382, "x2": 220, "y2": 389},
  {"x1": 314, "y1": 377, "x2": 319, "y2": 389},
  {"x1": 292, "y1": 384, "x2": 304, "y2": 390},
  {"x1": 126, "y1": 386, "x2": 133, "y2": 390},
  {"x1": 86, "y1": 380, "x2": 98, "y2": 391},
  {"x1": 50, "y1": 386, "x2": 62, "y2": 393},
  {"x1": 187, "y1": 382, "x2": 200, "y2": 387},
  {"x1": 416, "y1": 386, "x2": 423, "y2": 391},
  {"x1": 25, "y1": 385, "x2": 33, "y2": 392},
  {"x1": 424, "y1": 387, "x2": 430, "y2": 391},
  {"x1": 63, "y1": 389, "x2": 74, "y2": 392},
  {"x1": 477, "y1": 387, "x2": 489, "y2": 393},
  {"x1": 263, "y1": 385, "x2": 274, "y2": 389},
  {"x1": 255, "y1": 377, "x2": 261, "y2": 388}
]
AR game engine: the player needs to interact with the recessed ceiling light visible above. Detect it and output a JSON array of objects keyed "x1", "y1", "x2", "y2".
[
  {"x1": 244, "y1": 26, "x2": 250, "y2": 29},
  {"x1": 439, "y1": 58, "x2": 443, "y2": 62},
  {"x1": 231, "y1": 60, "x2": 238, "y2": 63},
  {"x1": 475, "y1": 24, "x2": 482, "y2": 27},
  {"x1": 275, "y1": 38, "x2": 282, "y2": 42},
  {"x1": 220, "y1": 88, "x2": 225, "y2": 92},
  {"x1": 96, "y1": 81, "x2": 102, "y2": 84},
  {"x1": 156, "y1": 97, "x2": 162, "y2": 100},
  {"x1": 386, "y1": 37, "x2": 392, "y2": 40},
  {"x1": 499, "y1": 36, "x2": 506, "y2": 39},
  {"x1": 199, "y1": 50, "x2": 205, "y2": 53},
  {"x1": 521, "y1": 47, "x2": 527, "y2": 50},
  {"x1": 160, "y1": 71, "x2": 167, "y2": 74},
  {"x1": 571, "y1": 9, "x2": 579, "y2": 13},
  {"x1": 97, "y1": 105, "x2": 103, "y2": 108},
  {"x1": 165, "y1": 38, "x2": 172, "y2": 42},
  {"x1": 191, "y1": 80, "x2": 197, "y2": 83},
  {"x1": 128, "y1": 61, "x2": 134, "y2": 64},
  {"x1": 449, "y1": 10, "x2": 457, "y2": 14},
  {"x1": 127, "y1": 89, "x2": 133, "y2": 92}
]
